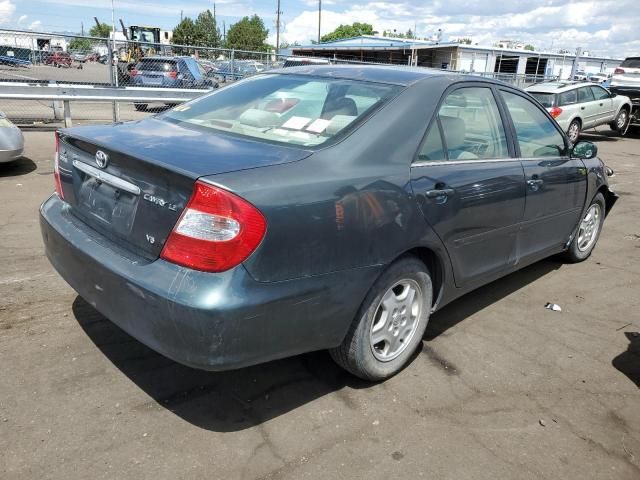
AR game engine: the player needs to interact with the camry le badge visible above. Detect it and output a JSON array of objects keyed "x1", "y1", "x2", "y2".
[{"x1": 95, "y1": 150, "x2": 109, "y2": 169}]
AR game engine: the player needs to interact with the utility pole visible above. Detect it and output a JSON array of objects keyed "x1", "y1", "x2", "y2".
[
  {"x1": 81, "y1": 22, "x2": 84, "y2": 36},
  {"x1": 213, "y1": 2, "x2": 217, "y2": 48},
  {"x1": 317, "y1": 0, "x2": 321, "y2": 43},
  {"x1": 275, "y1": 0, "x2": 282, "y2": 55},
  {"x1": 180, "y1": 10, "x2": 183, "y2": 22}
]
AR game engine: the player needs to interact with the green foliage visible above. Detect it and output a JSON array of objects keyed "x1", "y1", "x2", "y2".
[
  {"x1": 172, "y1": 18, "x2": 198, "y2": 46},
  {"x1": 457, "y1": 37, "x2": 473, "y2": 45},
  {"x1": 524, "y1": 44, "x2": 535, "y2": 51},
  {"x1": 194, "y1": 9, "x2": 221, "y2": 48},
  {"x1": 225, "y1": 15, "x2": 270, "y2": 51},
  {"x1": 320, "y1": 23, "x2": 375, "y2": 42},
  {"x1": 68, "y1": 38, "x2": 92, "y2": 52},
  {"x1": 89, "y1": 22, "x2": 112, "y2": 38}
]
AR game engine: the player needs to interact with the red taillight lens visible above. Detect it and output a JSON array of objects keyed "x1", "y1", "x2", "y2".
[
  {"x1": 53, "y1": 132, "x2": 64, "y2": 199},
  {"x1": 129, "y1": 68, "x2": 139, "y2": 76},
  {"x1": 165, "y1": 71, "x2": 178, "y2": 79},
  {"x1": 161, "y1": 181, "x2": 267, "y2": 272},
  {"x1": 614, "y1": 67, "x2": 625, "y2": 74},
  {"x1": 549, "y1": 106, "x2": 563, "y2": 118}
]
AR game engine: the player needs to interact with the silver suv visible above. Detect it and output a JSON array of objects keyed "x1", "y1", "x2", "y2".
[{"x1": 526, "y1": 81, "x2": 632, "y2": 142}]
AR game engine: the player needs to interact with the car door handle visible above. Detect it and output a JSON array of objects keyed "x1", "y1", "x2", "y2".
[
  {"x1": 527, "y1": 178, "x2": 544, "y2": 188},
  {"x1": 425, "y1": 188, "x2": 455, "y2": 198},
  {"x1": 599, "y1": 103, "x2": 604, "y2": 106},
  {"x1": 580, "y1": 106, "x2": 586, "y2": 110}
]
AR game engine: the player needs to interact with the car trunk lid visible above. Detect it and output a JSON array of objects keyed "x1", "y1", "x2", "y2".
[{"x1": 57, "y1": 117, "x2": 312, "y2": 259}]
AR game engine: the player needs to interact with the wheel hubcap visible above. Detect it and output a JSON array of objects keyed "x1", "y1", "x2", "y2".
[
  {"x1": 370, "y1": 279, "x2": 423, "y2": 362},
  {"x1": 568, "y1": 123, "x2": 579, "y2": 142},
  {"x1": 577, "y1": 204, "x2": 601, "y2": 252},
  {"x1": 617, "y1": 111, "x2": 627, "y2": 129}
]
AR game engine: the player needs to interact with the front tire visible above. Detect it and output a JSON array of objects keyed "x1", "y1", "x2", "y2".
[
  {"x1": 610, "y1": 108, "x2": 629, "y2": 136},
  {"x1": 563, "y1": 193, "x2": 606, "y2": 263},
  {"x1": 134, "y1": 103, "x2": 147, "y2": 112},
  {"x1": 330, "y1": 257, "x2": 433, "y2": 381},
  {"x1": 567, "y1": 119, "x2": 581, "y2": 144}
]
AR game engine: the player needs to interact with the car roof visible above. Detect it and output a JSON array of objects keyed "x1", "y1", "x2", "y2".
[
  {"x1": 526, "y1": 81, "x2": 598, "y2": 93},
  {"x1": 271, "y1": 64, "x2": 476, "y2": 86}
]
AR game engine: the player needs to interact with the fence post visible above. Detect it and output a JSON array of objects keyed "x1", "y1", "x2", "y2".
[
  {"x1": 230, "y1": 49, "x2": 235, "y2": 80},
  {"x1": 107, "y1": 40, "x2": 120, "y2": 123},
  {"x1": 63, "y1": 100, "x2": 72, "y2": 128}
]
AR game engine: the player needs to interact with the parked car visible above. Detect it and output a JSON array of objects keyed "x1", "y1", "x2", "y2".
[
  {"x1": 41, "y1": 66, "x2": 618, "y2": 381},
  {"x1": 573, "y1": 71, "x2": 588, "y2": 81},
  {"x1": 0, "y1": 110, "x2": 24, "y2": 163},
  {"x1": 589, "y1": 73, "x2": 611, "y2": 84},
  {"x1": 43, "y1": 51, "x2": 72, "y2": 68},
  {"x1": 130, "y1": 56, "x2": 217, "y2": 110},
  {"x1": 526, "y1": 81, "x2": 632, "y2": 142}
]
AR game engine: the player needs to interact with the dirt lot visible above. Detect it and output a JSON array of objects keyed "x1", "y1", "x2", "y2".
[{"x1": 1, "y1": 128, "x2": 638, "y2": 480}]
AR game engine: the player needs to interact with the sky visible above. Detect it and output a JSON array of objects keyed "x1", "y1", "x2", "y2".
[{"x1": 0, "y1": 0, "x2": 639, "y2": 57}]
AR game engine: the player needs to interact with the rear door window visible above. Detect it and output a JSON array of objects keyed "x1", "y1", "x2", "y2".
[
  {"x1": 137, "y1": 59, "x2": 177, "y2": 72},
  {"x1": 436, "y1": 87, "x2": 509, "y2": 160},
  {"x1": 559, "y1": 89, "x2": 577, "y2": 106},
  {"x1": 501, "y1": 90, "x2": 566, "y2": 158},
  {"x1": 621, "y1": 57, "x2": 640, "y2": 68}
]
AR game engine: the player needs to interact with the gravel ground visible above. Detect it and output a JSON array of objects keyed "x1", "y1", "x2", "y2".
[{"x1": 0, "y1": 127, "x2": 638, "y2": 480}]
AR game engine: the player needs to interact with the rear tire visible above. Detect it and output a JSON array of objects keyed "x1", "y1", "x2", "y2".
[
  {"x1": 330, "y1": 257, "x2": 432, "y2": 381},
  {"x1": 567, "y1": 119, "x2": 581, "y2": 144},
  {"x1": 563, "y1": 193, "x2": 606, "y2": 263}
]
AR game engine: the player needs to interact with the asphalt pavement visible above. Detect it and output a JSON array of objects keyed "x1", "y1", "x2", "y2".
[{"x1": 0, "y1": 127, "x2": 638, "y2": 480}]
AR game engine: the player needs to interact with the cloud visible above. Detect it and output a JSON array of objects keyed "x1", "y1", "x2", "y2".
[
  {"x1": 0, "y1": 0, "x2": 16, "y2": 25},
  {"x1": 28, "y1": 20, "x2": 42, "y2": 30},
  {"x1": 278, "y1": 0, "x2": 640, "y2": 58},
  {"x1": 17, "y1": 14, "x2": 27, "y2": 24}
]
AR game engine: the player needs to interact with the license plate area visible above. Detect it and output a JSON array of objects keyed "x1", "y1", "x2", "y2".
[{"x1": 76, "y1": 175, "x2": 138, "y2": 234}]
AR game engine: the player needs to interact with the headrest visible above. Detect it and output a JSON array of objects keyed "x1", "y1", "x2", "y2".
[{"x1": 322, "y1": 97, "x2": 358, "y2": 119}]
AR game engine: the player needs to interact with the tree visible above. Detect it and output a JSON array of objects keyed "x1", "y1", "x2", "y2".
[
  {"x1": 89, "y1": 22, "x2": 112, "y2": 38},
  {"x1": 320, "y1": 23, "x2": 375, "y2": 42},
  {"x1": 172, "y1": 18, "x2": 198, "y2": 46},
  {"x1": 194, "y1": 9, "x2": 221, "y2": 48},
  {"x1": 405, "y1": 29, "x2": 414, "y2": 39},
  {"x1": 68, "y1": 38, "x2": 92, "y2": 52},
  {"x1": 524, "y1": 44, "x2": 535, "y2": 51},
  {"x1": 225, "y1": 15, "x2": 269, "y2": 51},
  {"x1": 456, "y1": 37, "x2": 472, "y2": 45}
]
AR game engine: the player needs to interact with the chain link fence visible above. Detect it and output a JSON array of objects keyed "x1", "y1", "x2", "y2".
[{"x1": 0, "y1": 28, "x2": 557, "y2": 126}]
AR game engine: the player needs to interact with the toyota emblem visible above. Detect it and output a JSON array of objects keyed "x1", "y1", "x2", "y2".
[{"x1": 95, "y1": 150, "x2": 109, "y2": 169}]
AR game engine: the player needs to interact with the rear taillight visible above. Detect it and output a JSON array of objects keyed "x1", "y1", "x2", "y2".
[
  {"x1": 614, "y1": 67, "x2": 625, "y2": 74},
  {"x1": 549, "y1": 106, "x2": 563, "y2": 118},
  {"x1": 165, "y1": 71, "x2": 178, "y2": 79},
  {"x1": 161, "y1": 181, "x2": 266, "y2": 272},
  {"x1": 53, "y1": 132, "x2": 64, "y2": 199}
]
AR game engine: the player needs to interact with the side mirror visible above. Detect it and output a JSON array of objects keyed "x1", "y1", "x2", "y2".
[
  {"x1": 610, "y1": 92, "x2": 617, "y2": 98},
  {"x1": 571, "y1": 141, "x2": 598, "y2": 160}
]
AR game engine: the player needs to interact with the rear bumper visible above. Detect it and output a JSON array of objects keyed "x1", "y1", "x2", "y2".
[
  {"x1": 0, "y1": 147, "x2": 23, "y2": 163},
  {"x1": 40, "y1": 195, "x2": 378, "y2": 370}
]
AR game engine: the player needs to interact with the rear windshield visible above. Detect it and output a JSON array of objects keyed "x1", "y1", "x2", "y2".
[
  {"x1": 621, "y1": 57, "x2": 640, "y2": 68},
  {"x1": 136, "y1": 59, "x2": 177, "y2": 72},
  {"x1": 162, "y1": 74, "x2": 401, "y2": 147},
  {"x1": 529, "y1": 92, "x2": 555, "y2": 108}
]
